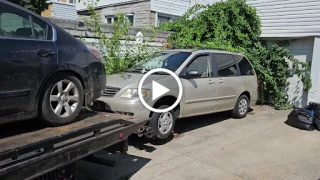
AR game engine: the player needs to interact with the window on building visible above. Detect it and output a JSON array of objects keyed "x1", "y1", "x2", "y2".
[
  {"x1": 158, "y1": 16, "x2": 171, "y2": 25},
  {"x1": 57, "y1": 0, "x2": 76, "y2": 4},
  {"x1": 105, "y1": 14, "x2": 134, "y2": 26},
  {"x1": 69, "y1": 0, "x2": 76, "y2": 4},
  {"x1": 157, "y1": 13, "x2": 180, "y2": 26},
  {"x1": 106, "y1": 17, "x2": 112, "y2": 24},
  {"x1": 126, "y1": 14, "x2": 134, "y2": 26},
  {"x1": 213, "y1": 53, "x2": 238, "y2": 77}
]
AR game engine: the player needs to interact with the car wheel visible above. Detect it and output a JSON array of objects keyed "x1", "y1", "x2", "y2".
[
  {"x1": 149, "y1": 105, "x2": 176, "y2": 140},
  {"x1": 232, "y1": 95, "x2": 249, "y2": 118},
  {"x1": 40, "y1": 73, "x2": 84, "y2": 126}
]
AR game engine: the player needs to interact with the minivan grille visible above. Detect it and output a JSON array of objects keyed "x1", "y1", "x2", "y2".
[{"x1": 103, "y1": 86, "x2": 121, "y2": 97}]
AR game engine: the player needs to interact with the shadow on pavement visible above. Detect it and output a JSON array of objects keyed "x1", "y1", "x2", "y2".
[
  {"x1": 76, "y1": 150, "x2": 151, "y2": 180},
  {"x1": 127, "y1": 111, "x2": 234, "y2": 148},
  {"x1": 128, "y1": 135, "x2": 157, "y2": 152},
  {"x1": 76, "y1": 108, "x2": 259, "y2": 180},
  {"x1": 174, "y1": 111, "x2": 232, "y2": 135}
]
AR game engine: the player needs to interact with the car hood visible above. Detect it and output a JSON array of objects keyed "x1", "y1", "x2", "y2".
[{"x1": 106, "y1": 72, "x2": 166, "y2": 89}]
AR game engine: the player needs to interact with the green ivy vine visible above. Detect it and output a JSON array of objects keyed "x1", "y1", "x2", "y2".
[
  {"x1": 82, "y1": 0, "x2": 160, "y2": 75},
  {"x1": 158, "y1": 0, "x2": 312, "y2": 109}
]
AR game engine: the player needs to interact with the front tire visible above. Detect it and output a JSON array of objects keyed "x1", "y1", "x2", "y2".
[
  {"x1": 149, "y1": 105, "x2": 176, "y2": 140},
  {"x1": 232, "y1": 95, "x2": 249, "y2": 118},
  {"x1": 40, "y1": 73, "x2": 84, "y2": 126}
]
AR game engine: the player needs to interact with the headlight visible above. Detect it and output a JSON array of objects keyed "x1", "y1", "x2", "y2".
[{"x1": 120, "y1": 88, "x2": 150, "y2": 98}]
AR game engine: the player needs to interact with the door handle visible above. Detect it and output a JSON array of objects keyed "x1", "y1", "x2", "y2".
[
  {"x1": 218, "y1": 79, "x2": 224, "y2": 84},
  {"x1": 37, "y1": 49, "x2": 56, "y2": 57},
  {"x1": 209, "y1": 79, "x2": 215, "y2": 85}
]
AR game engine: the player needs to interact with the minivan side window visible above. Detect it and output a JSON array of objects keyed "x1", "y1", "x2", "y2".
[
  {"x1": 237, "y1": 56, "x2": 255, "y2": 76},
  {"x1": 213, "y1": 53, "x2": 238, "y2": 77},
  {"x1": 186, "y1": 55, "x2": 212, "y2": 78},
  {"x1": 0, "y1": 3, "x2": 52, "y2": 40}
]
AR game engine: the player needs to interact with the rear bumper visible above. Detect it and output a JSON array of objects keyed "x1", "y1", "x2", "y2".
[
  {"x1": 250, "y1": 91, "x2": 258, "y2": 106},
  {"x1": 96, "y1": 96, "x2": 150, "y2": 119},
  {"x1": 85, "y1": 64, "x2": 106, "y2": 105}
]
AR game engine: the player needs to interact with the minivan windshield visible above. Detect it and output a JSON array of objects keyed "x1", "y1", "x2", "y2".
[{"x1": 127, "y1": 52, "x2": 191, "y2": 73}]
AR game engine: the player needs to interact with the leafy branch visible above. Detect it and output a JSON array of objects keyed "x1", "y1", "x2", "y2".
[
  {"x1": 158, "y1": 0, "x2": 312, "y2": 109},
  {"x1": 83, "y1": 0, "x2": 161, "y2": 75}
]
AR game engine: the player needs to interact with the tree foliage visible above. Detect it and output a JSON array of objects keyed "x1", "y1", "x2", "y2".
[
  {"x1": 158, "y1": 0, "x2": 312, "y2": 109},
  {"x1": 7, "y1": 0, "x2": 48, "y2": 14},
  {"x1": 84, "y1": 0, "x2": 160, "y2": 75}
]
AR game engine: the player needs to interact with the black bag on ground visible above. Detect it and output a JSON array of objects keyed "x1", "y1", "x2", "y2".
[
  {"x1": 285, "y1": 108, "x2": 315, "y2": 131},
  {"x1": 314, "y1": 112, "x2": 320, "y2": 130},
  {"x1": 306, "y1": 102, "x2": 320, "y2": 130}
]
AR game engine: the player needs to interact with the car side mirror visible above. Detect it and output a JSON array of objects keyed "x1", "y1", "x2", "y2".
[{"x1": 186, "y1": 70, "x2": 199, "y2": 79}]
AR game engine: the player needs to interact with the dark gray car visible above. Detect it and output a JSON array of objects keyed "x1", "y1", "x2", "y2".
[{"x1": 0, "y1": 1, "x2": 106, "y2": 125}]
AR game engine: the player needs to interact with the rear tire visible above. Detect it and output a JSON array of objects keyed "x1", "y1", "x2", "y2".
[
  {"x1": 232, "y1": 95, "x2": 249, "y2": 118},
  {"x1": 40, "y1": 73, "x2": 84, "y2": 126},
  {"x1": 149, "y1": 105, "x2": 176, "y2": 140}
]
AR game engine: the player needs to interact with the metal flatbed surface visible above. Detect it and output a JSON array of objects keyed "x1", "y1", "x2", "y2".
[
  {"x1": 0, "y1": 111, "x2": 148, "y2": 179},
  {"x1": 0, "y1": 111, "x2": 143, "y2": 153}
]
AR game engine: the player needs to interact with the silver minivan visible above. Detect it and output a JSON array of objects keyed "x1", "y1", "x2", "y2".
[{"x1": 97, "y1": 49, "x2": 258, "y2": 139}]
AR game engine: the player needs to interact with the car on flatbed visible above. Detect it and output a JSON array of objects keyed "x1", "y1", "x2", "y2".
[
  {"x1": 97, "y1": 49, "x2": 258, "y2": 140},
  {"x1": 0, "y1": 0, "x2": 105, "y2": 126}
]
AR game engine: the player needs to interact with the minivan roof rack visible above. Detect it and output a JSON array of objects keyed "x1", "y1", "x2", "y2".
[{"x1": 197, "y1": 47, "x2": 228, "y2": 51}]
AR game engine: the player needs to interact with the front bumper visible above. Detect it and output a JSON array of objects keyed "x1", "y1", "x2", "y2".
[{"x1": 96, "y1": 96, "x2": 150, "y2": 119}]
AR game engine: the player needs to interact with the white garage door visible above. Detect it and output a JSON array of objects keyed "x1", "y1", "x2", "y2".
[
  {"x1": 284, "y1": 37, "x2": 314, "y2": 107},
  {"x1": 267, "y1": 37, "x2": 314, "y2": 107}
]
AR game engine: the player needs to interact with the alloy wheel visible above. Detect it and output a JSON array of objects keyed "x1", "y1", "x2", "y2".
[
  {"x1": 238, "y1": 98, "x2": 248, "y2": 115},
  {"x1": 158, "y1": 112, "x2": 173, "y2": 135},
  {"x1": 49, "y1": 79, "x2": 79, "y2": 118}
]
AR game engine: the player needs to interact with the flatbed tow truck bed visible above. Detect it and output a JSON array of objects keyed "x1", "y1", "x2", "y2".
[{"x1": 0, "y1": 110, "x2": 148, "y2": 180}]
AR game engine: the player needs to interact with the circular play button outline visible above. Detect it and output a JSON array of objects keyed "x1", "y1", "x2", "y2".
[{"x1": 138, "y1": 68, "x2": 183, "y2": 113}]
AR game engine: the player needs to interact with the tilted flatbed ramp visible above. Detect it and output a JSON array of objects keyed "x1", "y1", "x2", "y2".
[{"x1": 0, "y1": 111, "x2": 148, "y2": 180}]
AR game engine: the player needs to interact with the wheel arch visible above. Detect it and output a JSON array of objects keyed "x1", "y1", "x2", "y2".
[
  {"x1": 239, "y1": 91, "x2": 251, "y2": 102},
  {"x1": 149, "y1": 95, "x2": 180, "y2": 118}
]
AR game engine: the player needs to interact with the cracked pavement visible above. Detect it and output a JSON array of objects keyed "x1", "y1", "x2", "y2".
[{"x1": 77, "y1": 106, "x2": 320, "y2": 180}]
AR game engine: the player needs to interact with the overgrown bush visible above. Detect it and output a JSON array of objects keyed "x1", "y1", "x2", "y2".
[
  {"x1": 158, "y1": 0, "x2": 311, "y2": 109},
  {"x1": 83, "y1": 0, "x2": 160, "y2": 75}
]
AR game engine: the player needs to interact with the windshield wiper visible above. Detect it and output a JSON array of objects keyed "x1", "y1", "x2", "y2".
[
  {"x1": 125, "y1": 68, "x2": 150, "y2": 73},
  {"x1": 153, "y1": 72, "x2": 169, "y2": 75}
]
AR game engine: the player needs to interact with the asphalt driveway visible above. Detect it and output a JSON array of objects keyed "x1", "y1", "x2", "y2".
[{"x1": 77, "y1": 106, "x2": 320, "y2": 180}]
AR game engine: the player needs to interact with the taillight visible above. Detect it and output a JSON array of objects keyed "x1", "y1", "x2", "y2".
[
  {"x1": 119, "y1": 132, "x2": 124, "y2": 139},
  {"x1": 87, "y1": 45, "x2": 102, "y2": 60}
]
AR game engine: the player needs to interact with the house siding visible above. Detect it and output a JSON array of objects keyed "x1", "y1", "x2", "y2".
[
  {"x1": 77, "y1": 0, "x2": 138, "y2": 11},
  {"x1": 100, "y1": 1, "x2": 152, "y2": 28},
  {"x1": 247, "y1": 0, "x2": 320, "y2": 37},
  {"x1": 150, "y1": 0, "x2": 219, "y2": 16},
  {"x1": 41, "y1": 3, "x2": 53, "y2": 18},
  {"x1": 52, "y1": 2, "x2": 78, "y2": 20}
]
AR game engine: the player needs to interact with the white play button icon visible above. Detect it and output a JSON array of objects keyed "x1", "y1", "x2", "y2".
[
  {"x1": 138, "y1": 68, "x2": 183, "y2": 113},
  {"x1": 152, "y1": 81, "x2": 170, "y2": 101}
]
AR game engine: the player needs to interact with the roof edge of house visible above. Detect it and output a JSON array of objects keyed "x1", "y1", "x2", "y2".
[{"x1": 77, "y1": 0, "x2": 150, "y2": 13}]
